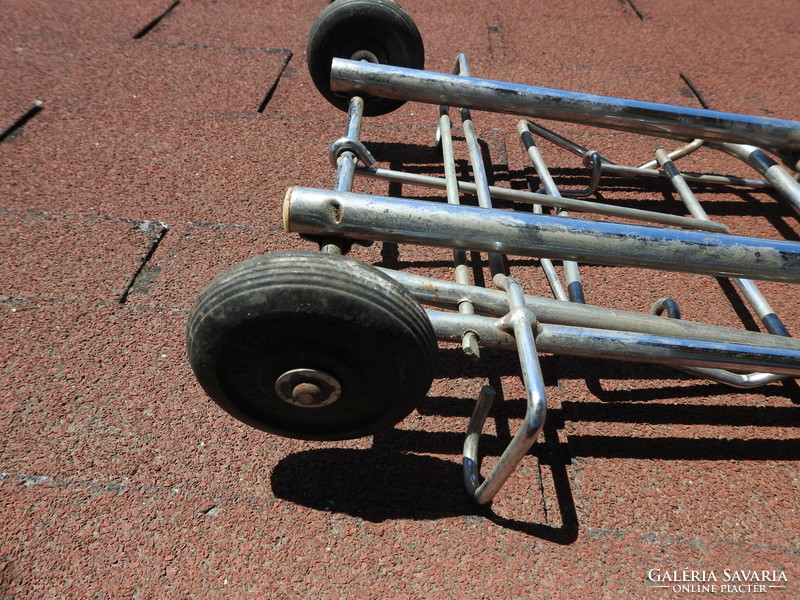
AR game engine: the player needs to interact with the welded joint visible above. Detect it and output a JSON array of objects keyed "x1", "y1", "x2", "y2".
[
  {"x1": 496, "y1": 306, "x2": 537, "y2": 334},
  {"x1": 329, "y1": 137, "x2": 375, "y2": 168},
  {"x1": 495, "y1": 277, "x2": 538, "y2": 333}
]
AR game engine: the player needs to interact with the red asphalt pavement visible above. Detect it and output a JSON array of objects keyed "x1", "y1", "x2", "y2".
[{"x1": 2, "y1": 1, "x2": 799, "y2": 598}]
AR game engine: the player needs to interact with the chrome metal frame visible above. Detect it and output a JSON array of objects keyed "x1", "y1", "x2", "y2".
[
  {"x1": 330, "y1": 57, "x2": 800, "y2": 165},
  {"x1": 285, "y1": 54, "x2": 800, "y2": 504}
]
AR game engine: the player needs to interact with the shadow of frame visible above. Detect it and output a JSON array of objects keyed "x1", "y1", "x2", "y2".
[
  {"x1": 270, "y1": 347, "x2": 798, "y2": 542},
  {"x1": 269, "y1": 436, "x2": 580, "y2": 544}
]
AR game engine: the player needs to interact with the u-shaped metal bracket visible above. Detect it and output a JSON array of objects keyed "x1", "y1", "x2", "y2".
[{"x1": 462, "y1": 278, "x2": 548, "y2": 504}]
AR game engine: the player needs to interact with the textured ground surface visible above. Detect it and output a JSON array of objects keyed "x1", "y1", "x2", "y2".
[{"x1": 2, "y1": 1, "x2": 799, "y2": 598}]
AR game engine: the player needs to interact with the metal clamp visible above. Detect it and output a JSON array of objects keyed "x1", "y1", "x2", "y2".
[{"x1": 329, "y1": 137, "x2": 376, "y2": 168}]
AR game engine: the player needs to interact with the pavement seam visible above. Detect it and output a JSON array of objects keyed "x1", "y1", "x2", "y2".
[
  {"x1": 0, "y1": 215, "x2": 287, "y2": 309},
  {"x1": 0, "y1": 208, "x2": 283, "y2": 235},
  {"x1": 3, "y1": 471, "x2": 798, "y2": 556},
  {"x1": 184, "y1": 219, "x2": 282, "y2": 231},
  {"x1": 0, "y1": 471, "x2": 274, "y2": 510},
  {"x1": 0, "y1": 294, "x2": 188, "y2": 316},
  {"x1": 0, "y1": 206, "x2": 166, "y2": 228},
  {"x1": 0, "y1": 207, "x2": 171, "y2": 304}
]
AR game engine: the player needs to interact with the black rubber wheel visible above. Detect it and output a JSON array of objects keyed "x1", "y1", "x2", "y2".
[
  {"x1": 187, "y1": 251, "x2": 436, "y2": 441},
  {"x1": 306, "y1": 0, "x2": 425, "y2": 116}
]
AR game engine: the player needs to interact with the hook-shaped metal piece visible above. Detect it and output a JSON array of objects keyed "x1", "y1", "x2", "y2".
[{"x1": 462, "y1": 278, "x2": 547, "y2": 504}]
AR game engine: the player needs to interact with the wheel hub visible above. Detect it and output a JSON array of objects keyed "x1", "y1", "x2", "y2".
[
  {"x1": 275, "y1": 368, "x2": 342, "y2": 408},
  {"x1": 350, "y1": 49, "x2": 379, "y2": 63}
]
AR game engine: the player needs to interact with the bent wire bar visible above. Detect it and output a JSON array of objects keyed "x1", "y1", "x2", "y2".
[{"x1": 287, "y1": 51, "x2": 800, "y2": 505}]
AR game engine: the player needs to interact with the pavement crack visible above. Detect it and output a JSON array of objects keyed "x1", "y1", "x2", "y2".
[
  {"x1": 133, "y1": 0, "x2": 180, "y2": 39},
  {"x1": 0, "y1": 100, "x2": 43, "y2": 143},
  {"x1": 257, "y1": 50, "x2": 293, "y2": 113}
]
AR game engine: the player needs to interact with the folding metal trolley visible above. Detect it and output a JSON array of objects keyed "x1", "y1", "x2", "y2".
[{"x1": 187, "y1": 0, "x2": 800, "y2": 505}]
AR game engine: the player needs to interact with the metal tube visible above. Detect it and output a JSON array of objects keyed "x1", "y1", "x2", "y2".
[
  {"x1": 655, "y1": 148, "x2": 707, "y2": 220},
  {"x1": 518, "y1": 120, "x2": 770, "y2": 188},
  {"x1": 655, "y1": 149, "x2": 791, "y2": 338},
  {"x1": 519, "y1": 120, "x2": 603, "y2": 199},
  {"x1": 285, "y1": 187, "x2": 800, "y2": 282},
  {"x1": 330, "y1": 58, "x2": 800, "y2": 158},
  {"x1": 519, "y1": 120, "x2": 585, "y2": 302},
  {"x1": 537, "y1": 323, "x2": 800, "y2": 375},
  {"x1": 714, "y1": 142, "x2": 800, "y2": 217},
  {"x1": 388, "y1": 269, "x2": 800, "y2": 350},
  {"x1": 639, "y1": 139, "x2": 704, "y2": 170},
  {"x1": 439, "y1": 104, "x2": 480, "y2": 357},
  {"x1": 426, "y1": 310, "x2": 800, "y2": 376},
  {"x1": 676, "y1": 368, "x2": 784, "y2": 389},
  {"x1": 323, "y1": 95, "x2": 366, "y2": 255},
  {"x1": 354, "y1": 165, "x2": 729, "y2": 232},
  {"x1": 653, "y1": 148, "x2": 791, "y2": 383},
  {"x1": 333, "y1": 96, "x2": 365, "y2": 193},
  {"x1": 454, "y1": 54, "x2": 506, "y2": 285},
  {"x1": 604, "y1": 163, "x2": 768, "y2": 189},
  {"x1": 463, "y1": 386, "x2": 495, "y2": 494},
  {"x1": 534, "y1": 204, "x2": 569, "y2": 302}
]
